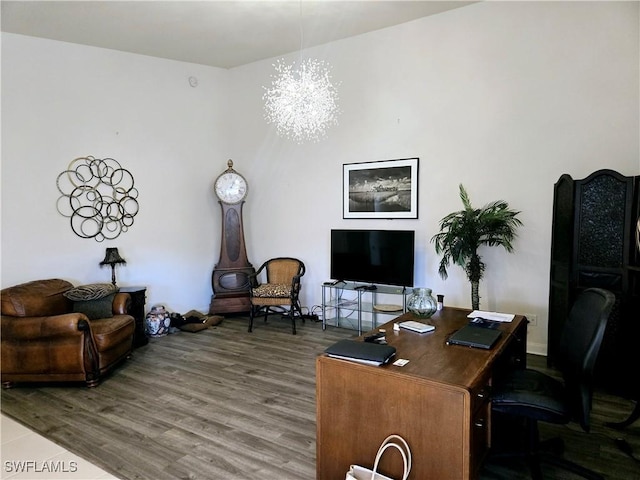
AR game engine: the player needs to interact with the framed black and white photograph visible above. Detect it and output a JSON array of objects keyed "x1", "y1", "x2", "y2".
[{"x1": 343, "y1": 157, "x2": 419, "y2": 219}]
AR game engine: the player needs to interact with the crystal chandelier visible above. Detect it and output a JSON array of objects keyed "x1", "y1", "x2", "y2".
[{"x1": 263, "y1": 57, "x2": 340, "y2": 143}]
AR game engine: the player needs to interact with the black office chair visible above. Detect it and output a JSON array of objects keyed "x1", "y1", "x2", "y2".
[{"x1": 490, "y1": 287, "x2": 615, "y2": 480}]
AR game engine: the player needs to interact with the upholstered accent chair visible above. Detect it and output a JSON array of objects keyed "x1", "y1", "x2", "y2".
[
  {"x1": 1, "y1": 279, "x2": 135, "y2": 388},
  {"x1": 248, "y1": 257, "x2": 306, "y2": 334}
]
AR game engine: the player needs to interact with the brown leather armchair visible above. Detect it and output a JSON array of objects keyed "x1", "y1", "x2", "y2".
[{"x1": 1, "y1": 279, "x2": 135, "y2": 388}]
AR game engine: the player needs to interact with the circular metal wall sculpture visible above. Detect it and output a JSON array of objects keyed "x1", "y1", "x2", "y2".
[{"x1": 56, "y1": 156, "x2": 139, "y2": 241}]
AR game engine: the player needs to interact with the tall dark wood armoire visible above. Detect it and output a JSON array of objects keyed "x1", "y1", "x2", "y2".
[{"x1": 548, "y1": 169, "x2": 640, "y2": 397}]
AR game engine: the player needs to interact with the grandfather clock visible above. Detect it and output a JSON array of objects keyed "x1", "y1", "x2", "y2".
[{"x1": 209, "y1": 160, "x2": 255, "y2": 315}]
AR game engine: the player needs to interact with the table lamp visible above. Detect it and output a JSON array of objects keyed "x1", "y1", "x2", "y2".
[{"x1": 100, "y1": 247, "x2": 126, "y2": 286}]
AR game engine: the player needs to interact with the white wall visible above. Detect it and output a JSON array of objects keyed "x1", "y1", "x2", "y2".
[
  {"x1": 2, "y1": 1, "x2": 638, "y2": 354},
  {"x1": 226, "y1": 1, "x2": 639, "y2": 354},
  {"x1": 1, "y1": 34, "x2": 231, "y2": 313}
]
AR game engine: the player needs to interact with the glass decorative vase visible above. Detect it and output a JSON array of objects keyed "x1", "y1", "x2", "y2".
[{"x1": 406, "y1": 288, "x2": 437, "y2": 318}]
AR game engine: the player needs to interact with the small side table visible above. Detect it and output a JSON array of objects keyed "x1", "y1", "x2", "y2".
[{"x1": 120, "y1": 286, "x2": 148, "y2": 347}]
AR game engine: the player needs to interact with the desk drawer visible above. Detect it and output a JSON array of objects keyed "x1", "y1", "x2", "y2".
[
  {"x1": 470, "y1": 400, "x2": 490, "y2": 474},
  {"x1": 470, "y1": 380, "x2": 491, "y2": 415}
]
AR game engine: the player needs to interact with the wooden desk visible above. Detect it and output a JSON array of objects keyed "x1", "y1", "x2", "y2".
[{"x1": 316, "y1": 307, "x2": 527, "y2": 480}]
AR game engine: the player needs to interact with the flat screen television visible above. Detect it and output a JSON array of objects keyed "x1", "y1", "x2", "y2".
[{"x1": 330, "y1": 229, "x2": 415, "y2": 287}]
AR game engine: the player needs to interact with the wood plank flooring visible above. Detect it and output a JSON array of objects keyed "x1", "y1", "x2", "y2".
[{"x1": 1, "y1": 316, "x2": 639, "y2": 479}]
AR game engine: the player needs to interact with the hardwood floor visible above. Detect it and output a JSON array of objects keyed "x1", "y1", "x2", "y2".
[{"x1": 1, "y1": 316, "x2": 639, "y2": 479}]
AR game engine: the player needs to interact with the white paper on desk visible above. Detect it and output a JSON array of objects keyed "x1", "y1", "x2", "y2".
[{"x1": 467, "y1": 310, "x2": 515, "y2": 322}]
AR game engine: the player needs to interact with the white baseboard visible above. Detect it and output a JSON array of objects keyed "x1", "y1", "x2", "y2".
[{"x1": 526, "y1": 341, "x2": 547, "y2": 357}]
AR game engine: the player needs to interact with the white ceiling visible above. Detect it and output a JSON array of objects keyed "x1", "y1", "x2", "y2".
[{"x1": 1, "y1": 1, "x2": 476, "y2": 69}]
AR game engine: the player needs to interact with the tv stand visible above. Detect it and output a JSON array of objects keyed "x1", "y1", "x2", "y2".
[
  {"x1": 321, "y1": 281, "x2": 407, "y2": 335},
  {"x1": 354, "y1": 284, "x2": 377, "y2": 291}
]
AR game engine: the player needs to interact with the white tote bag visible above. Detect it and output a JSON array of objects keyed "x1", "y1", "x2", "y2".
[{"x1": 345, "y1": 434, "x2": 412, "y2": 480}]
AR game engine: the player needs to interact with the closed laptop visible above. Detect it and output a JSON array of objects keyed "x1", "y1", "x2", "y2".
[
  {"x1": 447, "y1": 324, "x2": 502, "y2": 350},
  {"x1": 324, "y1": 339, "x2": 396, "y2": 366}
]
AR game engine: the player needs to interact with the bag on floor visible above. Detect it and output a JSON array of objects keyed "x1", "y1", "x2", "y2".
[{"x1": 345, "y1": 434, "x2": 411, "y2": 480}]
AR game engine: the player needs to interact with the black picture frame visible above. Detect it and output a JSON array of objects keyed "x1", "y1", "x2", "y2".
[{"x1": 343, "y1": 157, "x2": 419, "y2": 219}]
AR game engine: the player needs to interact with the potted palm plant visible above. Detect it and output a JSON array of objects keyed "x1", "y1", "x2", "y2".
[{"x1": 431, "y1": 184, "x2": 522, "y2": 310}]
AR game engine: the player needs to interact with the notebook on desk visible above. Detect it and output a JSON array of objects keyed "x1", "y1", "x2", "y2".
[
  {"x1": 447, "y1": 324, "x2": 502, "y2": 350},
  {"x1": 324, "y1": 339, "x2": 396, "y2": 366}
]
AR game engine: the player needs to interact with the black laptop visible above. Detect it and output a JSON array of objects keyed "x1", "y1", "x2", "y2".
[
  {"x1": 324, "y1": 339, "x2": 396, "y2": 366},
  {"x1": 447, "y1": 324, "x2": 502, "y2": 350}
]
